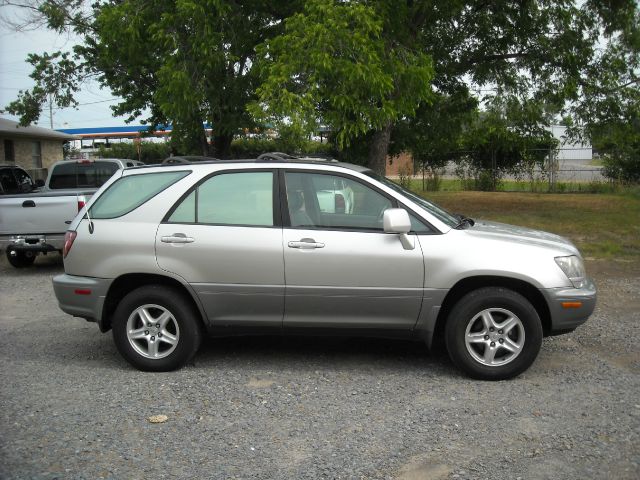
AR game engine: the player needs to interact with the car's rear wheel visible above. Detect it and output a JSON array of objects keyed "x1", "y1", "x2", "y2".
[
  {"x1": 6, "y1": 249, "x2": 36, "y2": 268},
  {"x1": 445, "y1": 287, "x2": 543, "y2": 380},
  {"x1": 112, "y1": 285, "x2": 202, "y2": 371}
]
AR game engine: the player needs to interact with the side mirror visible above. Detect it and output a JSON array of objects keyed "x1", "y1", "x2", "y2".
[{"x1": 383, "y1": 209, "x2": 414, "y2": 250}]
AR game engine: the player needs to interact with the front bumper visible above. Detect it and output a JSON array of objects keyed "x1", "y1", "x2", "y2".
[
  {"x1": 52, "y1": 274, "x2": 113, "y2": 327},
  {"x1": 541, "y1": 277, "x2": 597, "y2": 334}
]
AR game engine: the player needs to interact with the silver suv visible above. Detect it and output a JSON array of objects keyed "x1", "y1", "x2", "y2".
[{"x1": 53, "y1": 158, "x2": 596, "y2": 379}]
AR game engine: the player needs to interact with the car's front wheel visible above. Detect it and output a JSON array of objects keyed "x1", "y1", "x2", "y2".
[
  {"x1": 445, "y1": 287, "x2": 543, "y2": 380},
  {"x1": 112, "y1": 285, "x2": 202, "y2": 371}
]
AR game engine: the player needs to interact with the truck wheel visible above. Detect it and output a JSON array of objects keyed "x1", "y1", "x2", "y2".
[
  {"x1": 445, "y1": 287, "x2": 543, "y2": 380},
  {"x1": 6, "y1": 250, "x2": 36, "y2": 268},
  {"x1": 112, "y1": 285, "x2": 202, "y2": 371}
]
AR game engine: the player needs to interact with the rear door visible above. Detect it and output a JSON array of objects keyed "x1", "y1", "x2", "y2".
[
  {"x1": 282, "y1": 170, "x2": 424, "y2": 329},
  {"x1": 155, "y1": 169, "x2": 285, "y2": 327}
]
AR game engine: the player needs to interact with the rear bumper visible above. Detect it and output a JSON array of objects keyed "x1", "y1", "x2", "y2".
[
  {"x1": 541, "y1": 278, "x2": 597, "y2": 334},
  {"x1": 52, "y1": 274, "x2": 113, "y2": 327},
  {"x1": 0, "y1": 234, "x2": 65, "y2": 253}
]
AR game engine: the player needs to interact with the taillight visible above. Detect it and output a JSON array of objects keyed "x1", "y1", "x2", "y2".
[
  {"x1": 63, "y1": 231, "x2": 77, "y2": 258},
  {"x1": 335, "y1": 193, "x2": 345, "y2": 214},
  {"x1": 77, "y1": 195, "x2": 87, "y2": 212}
]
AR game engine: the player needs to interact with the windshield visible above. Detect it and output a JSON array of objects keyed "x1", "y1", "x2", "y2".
[{"x1": 365, "y1": 171, "x2": 459, "y2": 228}]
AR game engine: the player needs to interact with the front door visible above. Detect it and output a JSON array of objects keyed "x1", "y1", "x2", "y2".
[
  {"x1": 156, "y1": 169, "x2": 284, "y2": 327},
  {"x1": 282, "y1": 170, "x2": 424, "y2": 329}
]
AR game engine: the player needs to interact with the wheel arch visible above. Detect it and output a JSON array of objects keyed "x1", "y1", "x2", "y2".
[
  {"x1": 100, "y1": 273, "x2": 207, "y2": 333},
  {"x1": 431, "y1": 275, "x2": 551, "y2": 349}
]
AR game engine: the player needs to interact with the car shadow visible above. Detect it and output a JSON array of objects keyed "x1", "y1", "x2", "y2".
[{"x1": 193, "y1": 335, "x2": 453, "y2": 374}]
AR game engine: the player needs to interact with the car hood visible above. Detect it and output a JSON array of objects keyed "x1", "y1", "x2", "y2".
[{"x1": 464, "y1": 220, "x2": 580, "y2": 255}]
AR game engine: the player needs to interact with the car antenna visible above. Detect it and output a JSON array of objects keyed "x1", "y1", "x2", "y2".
[{"x1": 85, "y1": 198, "x2": 94, "y2": 234}]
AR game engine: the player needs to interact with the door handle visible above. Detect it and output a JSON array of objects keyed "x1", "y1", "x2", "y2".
[
  {"x1": 161, "y1": 233, "x2": 195, "y2": 244},
  {"x1": 22, "y1": 200, "x2": 36, "y2": 208},
  {"x1": 288, "y1": 238, "x2": 325, "y2": 249}
]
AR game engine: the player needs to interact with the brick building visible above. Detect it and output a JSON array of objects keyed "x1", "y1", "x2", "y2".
[
  {"x1": 386, "y1": 152, "x2": 414, "y2": 177},
  {"x1": 0, "y1": 118, "x2": 76, "y2": 180}
]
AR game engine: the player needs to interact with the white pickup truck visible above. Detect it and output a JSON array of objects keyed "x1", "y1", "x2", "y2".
[{"x1": 0, "y1": 158, "x2": 142, "y2": 267}]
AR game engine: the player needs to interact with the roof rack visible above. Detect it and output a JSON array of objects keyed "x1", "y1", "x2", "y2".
[
  {"x1": 256, "y1": 152, "x2": 299, "y2": 161},
  {"x1": 162, "y1": 155, "x2": 220, "y2": 164},
  {"x1": 256, "y1": 152, "x2": 338, "y2": 163}
]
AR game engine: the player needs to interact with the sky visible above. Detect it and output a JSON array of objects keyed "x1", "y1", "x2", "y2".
[{"x1": 0, "y1": 4, "x2": 135, "y2": 130}]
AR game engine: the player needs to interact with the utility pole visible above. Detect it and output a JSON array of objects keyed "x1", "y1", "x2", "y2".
[{"x1": 48, "y1": 94, "x2": 53, "y2": 129}]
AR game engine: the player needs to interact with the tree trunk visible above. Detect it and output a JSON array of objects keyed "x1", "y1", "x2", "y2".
[
  {"x1": 368, "y1": 122, "x2": 392, "y2": 175},
  {"x1": 213, "y1": 133, "x2": 233, "y2": 158}
]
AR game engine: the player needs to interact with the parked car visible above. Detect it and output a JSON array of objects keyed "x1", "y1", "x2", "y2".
[
  {"x1": 0, "y1": 164, "x2": 43, "y2": 195},
  {"x1": 52, "y1": 157, "x2": 596, "y2": 379},
  {"x1": 0, "y1": 158, "x2": 142, "y2": 267}
]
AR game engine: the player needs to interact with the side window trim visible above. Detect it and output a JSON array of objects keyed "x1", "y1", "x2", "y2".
[{"x1": 162, "y1": 168, "x2": 281, "y2": 228}]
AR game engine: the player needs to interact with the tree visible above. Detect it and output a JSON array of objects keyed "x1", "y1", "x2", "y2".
[
  {"x1": 252, "y1": 0, "x2": 434, "y2": 174},
  {"x1": 458, "y1": 98, "x2": 558, "y2": 191},
  {"x1": 5, "y1": 1, "x2": 639, "y2": 170},
  {"x1": 5, "y1": 0, "x2": 301, "y2": 156},
  {"x1": 254, "y1": 0, "x2": 639, "y2": 173}
]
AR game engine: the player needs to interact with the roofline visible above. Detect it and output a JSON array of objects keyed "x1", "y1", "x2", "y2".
[{"x1": 0, "y1": 118, "x2": 78, "y2": 141}]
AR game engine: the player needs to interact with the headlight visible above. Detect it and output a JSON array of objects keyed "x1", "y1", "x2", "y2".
[{"x1": 555, "y1": 255, "x2": 587, "y2": 288}]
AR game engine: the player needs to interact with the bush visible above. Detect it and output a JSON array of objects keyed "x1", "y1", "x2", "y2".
[
  {"x1": 97, "y1": 142, "x2": 171, "y2": 164},
  {"x1": 602, "y1": 153, "x2": 640, "y2": 183},
  {"x1": 397, "y1": 163, "x2": 413, "y2": 189}
]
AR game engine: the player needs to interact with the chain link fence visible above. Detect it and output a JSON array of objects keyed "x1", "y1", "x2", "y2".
[{"x1": 410, "y1": 146, "x2": 610, "y2": 193}]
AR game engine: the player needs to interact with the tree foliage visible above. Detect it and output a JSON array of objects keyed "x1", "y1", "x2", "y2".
[
  {"x1": 253, "y1": 0, "x2": 434, "y2": 173},
  {"x1": 4, "y1": 1, "x2": 639, "y2": 174},
  {"x1": 6, "y1": 0, "x2": 300, "y2": 156}
]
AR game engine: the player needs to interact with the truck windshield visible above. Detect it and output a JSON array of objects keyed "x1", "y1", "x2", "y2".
[{"x1": 364, "y1": 171, "x2": 459, "y2": 228}]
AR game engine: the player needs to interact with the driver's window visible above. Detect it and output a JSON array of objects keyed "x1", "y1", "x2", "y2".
[{"x1": 285, "y1": 172, "x2": 392, "y2": 230}]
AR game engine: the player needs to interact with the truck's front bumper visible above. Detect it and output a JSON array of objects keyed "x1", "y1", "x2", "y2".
[
  {"x1": 53, "y1": 274, "x2": 113, "y2": 329},
  {"x1": 541, "y1": 278, "x2": 597, "y2": 334}
]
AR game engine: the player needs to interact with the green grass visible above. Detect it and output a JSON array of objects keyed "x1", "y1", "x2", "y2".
[
  {"x1": 414, "y1": 189, "x2": 640, "y2": 262},
  {"x1": 407, "y1": 177, "x2": 621, "y2": 194}
]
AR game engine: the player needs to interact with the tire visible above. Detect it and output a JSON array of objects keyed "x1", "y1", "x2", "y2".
[
  {"x1": 6, "y1": 250, "x2": 36, "y2": 268},
  {"x1": 445, "y1": 287, "x2": 543, "y2": 380},
  {"x1": 112, "y1": 285, "x2": 202, "y2": 371}
]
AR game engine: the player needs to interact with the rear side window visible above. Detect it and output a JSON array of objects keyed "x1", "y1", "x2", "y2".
[
  {"x1": 49, "y1": 161, "x2": 119, "y2": 189},
  {"x1": 90, "y1": 171, "x2": 189, "y2": 219},
  {"x1": 167, "y1": 171, "x2": 274, "y2": 226}
]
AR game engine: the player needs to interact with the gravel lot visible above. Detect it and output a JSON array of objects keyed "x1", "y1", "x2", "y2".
[{"x1": 0, "y1": 254, "x2": 638, "y2": 480}]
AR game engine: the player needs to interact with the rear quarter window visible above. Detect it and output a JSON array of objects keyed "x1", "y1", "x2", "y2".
[{"x1": 90, "y1": 171, "x2": 189, "y2": 219}]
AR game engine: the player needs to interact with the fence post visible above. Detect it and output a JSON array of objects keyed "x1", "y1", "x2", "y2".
[{"x1": 548, "y1": 146, "x2": 556, "y2": 192}]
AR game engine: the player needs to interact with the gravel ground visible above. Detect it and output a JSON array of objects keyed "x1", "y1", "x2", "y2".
[{"x1": 0, "y1": 254, "x2": 638, "y2": 480}]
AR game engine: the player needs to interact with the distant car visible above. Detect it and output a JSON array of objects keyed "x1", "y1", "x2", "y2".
[{"x1": 53, "y1": 156, "x2": 596, "y2": 379}]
